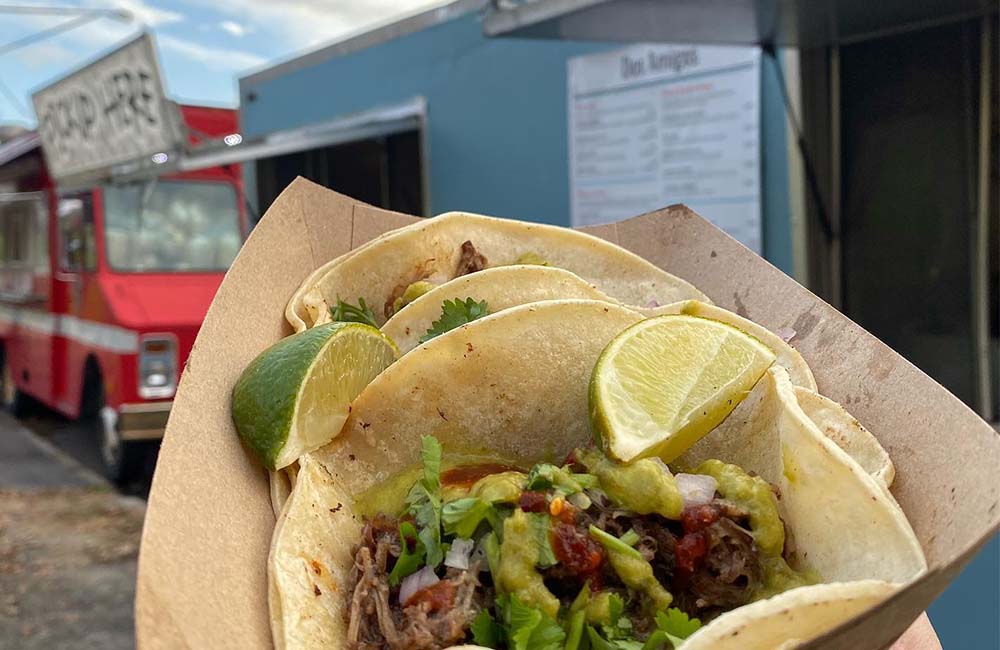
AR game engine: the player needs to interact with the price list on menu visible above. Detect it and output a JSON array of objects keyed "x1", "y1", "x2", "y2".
[{"x1": 568, "y1": 45, "x2": 762, "y2": 252}]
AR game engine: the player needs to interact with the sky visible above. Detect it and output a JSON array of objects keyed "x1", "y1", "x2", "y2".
[{"x1": 0, "y1": 0, "x2": 450, "y2": 128}]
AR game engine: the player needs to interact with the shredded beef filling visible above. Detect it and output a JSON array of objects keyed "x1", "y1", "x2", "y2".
[
  {"x1": 456, "y1": 240, "x2": 487, "y2": 276},
  {"x1": 346, "y1": 475, "x2": 774, "y2": 648},
  {"x1": 346, "y1": 517, "x2": 484, "y2": 650}
]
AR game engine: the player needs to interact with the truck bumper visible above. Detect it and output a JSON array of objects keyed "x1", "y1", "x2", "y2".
[{"x1": 118, "y1": 402, "x2": 171, "y2": 441}]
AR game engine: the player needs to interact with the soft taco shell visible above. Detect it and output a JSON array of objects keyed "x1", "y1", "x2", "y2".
[
  {"x1": 793, "y1": 386, "x2": 895, "y2": 488},
  {"x1": 382, "y1": 265, "x2": 625, "y2": 354},
  {"x1": 679, "y1": 581, "x2": 898, "y2": 650},
  {"x1": 652, "y1": 300, "x2": 817, "y2": 391},
  {"x1": 270, "y1": 301, "x2": 924, "y2": 650},
  {"x1": 677, "y1": 367, "x2": 925, "y2": 583},
  {"x1": 284, "y1": 211, "x2": 709, "y2": 331}
]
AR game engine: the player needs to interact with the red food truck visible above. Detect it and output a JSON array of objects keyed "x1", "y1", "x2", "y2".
[
  {"x1": 0, "y1": 107, "x2": 245, "y2": 484},
  {"x1": 0, "y1": 34, "x2": 248, "y2": 483}
]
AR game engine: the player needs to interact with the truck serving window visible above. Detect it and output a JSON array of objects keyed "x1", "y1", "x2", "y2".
[
  {"x1": 59, "y1": 193, "x2": 96, "y2": 272},
  {"x1": 103, "y1": 180, "x2": 241, "y2": 272}
]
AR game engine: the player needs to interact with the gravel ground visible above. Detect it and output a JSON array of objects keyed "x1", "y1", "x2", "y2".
[{"x1": 0, "y1": 488, "x2": 144, "y2": 650}]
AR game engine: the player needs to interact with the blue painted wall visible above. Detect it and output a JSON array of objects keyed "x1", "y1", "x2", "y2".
[{"x1": 239, "y1": 8, "x2": 794, "y2": 272}]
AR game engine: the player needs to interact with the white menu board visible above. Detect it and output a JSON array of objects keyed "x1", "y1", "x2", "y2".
[{"x1": 568, "y1": 44, "x2": 762, "y2": 251}]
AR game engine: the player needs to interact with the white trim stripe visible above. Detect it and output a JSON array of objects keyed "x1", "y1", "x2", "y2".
[{"x1": 0, "y1": 305, "x2": 139, "y2": 353}]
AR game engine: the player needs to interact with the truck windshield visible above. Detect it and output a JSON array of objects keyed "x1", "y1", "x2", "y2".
[{"x1": 102, "y1": 180, "x2": 241, "y2": 272}]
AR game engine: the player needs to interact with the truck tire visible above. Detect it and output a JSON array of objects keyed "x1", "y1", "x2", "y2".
[
  {"x1": 82, "y1": 368, "x2": 145, "y2": 486},
  {"x1": 1, "y1": 354, "x2": 34, "y2": 418}
]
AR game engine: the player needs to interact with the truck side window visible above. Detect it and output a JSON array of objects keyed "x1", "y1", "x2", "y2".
[{"x1": 58, "y1": 193, "x2": 96, "y2": 272}]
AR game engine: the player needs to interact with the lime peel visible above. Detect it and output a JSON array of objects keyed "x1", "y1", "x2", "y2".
[{"x1": 232, "y1": 322, "x2": 398, "y2": 470}]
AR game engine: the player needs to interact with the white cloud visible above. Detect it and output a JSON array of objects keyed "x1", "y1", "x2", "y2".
[
  {"x1": 157, "y1": 33, "x2": 267, "y2": 71},
  {"x1": 87, "y1": 0, "x2": 183, "y2": 28},
  {"x1": 183, "y1": 0, "x2": 450, "y2": 51},
  {"x1": 218, "y1": 20, "x2": 248, "y2": 38}
]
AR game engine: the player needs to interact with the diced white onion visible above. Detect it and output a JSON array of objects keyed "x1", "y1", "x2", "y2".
[
  {"x1": 445, "y1": 538, "x2": 474, "y2": 570},
  {"x1": 651, "y1": 457, "x2": 673, "y2": 476},
  {"x1": 399, "y1": 565, "x2": 439, "y2": 605},
  {"x1": 676, "y1": 473, "x2": 718, "y2": 508},
  {"x1": 646, "y1": 299, "x2": 660, "y2": 309},
  {"x1": 568, "y1": 492, "x2": 592, "y2": 510},
  {"x1": 775, "y1": 327, "x2": 797, "y2": 343}
]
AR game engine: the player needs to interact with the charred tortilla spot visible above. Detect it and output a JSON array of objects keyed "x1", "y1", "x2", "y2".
[
  {"x1": 314, "y1": 584, "x2": 322, "y2": 596},
  {"x1": 311, "y1": 560, "x2": 323, "y2": 575}
]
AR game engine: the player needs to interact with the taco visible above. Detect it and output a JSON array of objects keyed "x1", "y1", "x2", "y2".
[
  {"x1": 381, "y1": 267, "x2": 816, "y2": 398},
  {"x1": 284, "y1": 212, "x2": 709, "y2": 332},
  {"x1": 266, "y1": 301, "x2": 925, "y2": 650}
]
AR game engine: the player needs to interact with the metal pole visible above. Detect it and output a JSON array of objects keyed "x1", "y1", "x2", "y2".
[
  {"x1": 973, "y1": 17, "x2": 994, "y2": 420},
  {"x1": 829, "y1": 45, "x2": 843, "y2": 309}
]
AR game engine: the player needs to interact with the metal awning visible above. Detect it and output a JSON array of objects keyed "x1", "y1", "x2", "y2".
[
  {"x1": 0, "y1": 132, "x2": 40, "y2": 168},
  {"x1": 177, "y1": 97, "x2": 426, "y2": 173},
  {"x1": 484, "y1": 0, "x2": 997, "y2": 46}
]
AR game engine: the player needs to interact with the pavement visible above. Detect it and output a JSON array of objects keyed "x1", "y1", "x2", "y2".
[{"x1": 0, "y1": 411, "x2": 143, "y2": 650}]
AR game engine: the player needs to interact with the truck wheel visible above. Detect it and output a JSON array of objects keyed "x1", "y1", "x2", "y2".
[
  {"x1": 1, "y1": 357, "x2": 34, "y2": 418},
  {"x1": 97, "y1": 404, "x2": 146, "y2": 486}
]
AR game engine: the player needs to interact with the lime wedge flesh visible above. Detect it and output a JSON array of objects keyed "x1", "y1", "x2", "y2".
[
  {"x1": 232, "y1": 322, "x2": 398, "y2": 470},
  {"x1": 590, "y1": 314, "x2": 776, "y2": 463}
]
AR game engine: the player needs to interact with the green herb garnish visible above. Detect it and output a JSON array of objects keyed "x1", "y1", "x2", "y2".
[
  {"x1": 404, "y1": 436, "x2": 444, "y2": 566},
  {"x1": 388, "y1": 521, "x2": 425, "y2": 586},
  {"x1": 442, "y1": 497, "x2": 493, "y2": 539},
  {"x1": 419, "y1": 297, "x2": 489, "y2": 343},
  {"x1": 530, "y1": 513, "x2": 557, "y2": 568},
  {"x1": 640, "y1": 609, "x2": 702, "y2": 650},
  {"x1": 471, "y1": 609, "x2": 503, "y2": 647},
  {"x1": 500, "y1": 594, "x2": 566, "y2": 650},
  {"x1": 589, "y1": 525, "x2": 643, "y2": 559},
  {"x1": 330, "y1": 296, "x2": 378, "y2": 327}
]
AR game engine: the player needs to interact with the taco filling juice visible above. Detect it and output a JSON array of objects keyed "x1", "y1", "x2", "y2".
[{"x1": 346, "y1": 437, "x2": 814, "y2": 650}]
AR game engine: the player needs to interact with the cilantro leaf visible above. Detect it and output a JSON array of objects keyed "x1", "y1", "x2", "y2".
[
  {"x1": 525, "y1": 463, "x2": 560, "y2": 491},
  {"x1": 525, "y1": 463, "x2": 595, "y2": 496},
  {"x1": 330, "y1": 296, "x2": 377, "y2": 327},
  {"x1": 471, "y1": 609, "x2": 502, "y2": 647},
  {"x1": 388, "y1": 521, "x2": 425, "y2": 586},
  {"x1": 500, "y1": 595, "x2": 566, "y2": 650},
  {"x1": 529, "y1": 513, "x2": 558, "y2": 568},
  {"x1": 641, "y1": 609, "x2": 702, "y2": 650},
  {"x1": 419, "y1": 435, "x2": 442, "y2": 490},
  {"x1": 442, "y1": 497, "x2": 493, "y2": 539},
  {"x1": 404, "y1": 436, "x2": 444, "y2": 566},
  {"x1": 655, "y1": 609, "x2": 701, "y2": 641},
  {"x1": 419, "y1": 298, "x2": 489, "y2": 343}
]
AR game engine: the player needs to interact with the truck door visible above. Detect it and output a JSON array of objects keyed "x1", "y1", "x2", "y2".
[
  {"x1": 51, "y1": 191, "x2": 97, "y2": 414},
  {"x1": 0, "y1": 192, "x2": 52, "y2": 405}
]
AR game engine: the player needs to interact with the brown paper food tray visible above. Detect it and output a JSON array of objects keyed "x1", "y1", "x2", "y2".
[{"x1": 135, "y1": 178, "x2": 999, "y2": 649}]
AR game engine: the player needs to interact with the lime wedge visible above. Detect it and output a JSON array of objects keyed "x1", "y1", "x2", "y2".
[
  {"x1": 590, "y1": 314, "x2": 776, "y2": 462},
  {"x1": 232, "y1": 322, "x2": 398, "y2": 470}
]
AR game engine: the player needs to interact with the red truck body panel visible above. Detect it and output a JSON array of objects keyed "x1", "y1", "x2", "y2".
[{"x1": 0, "y1": 105, "x2": 244, "y2": 422}]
